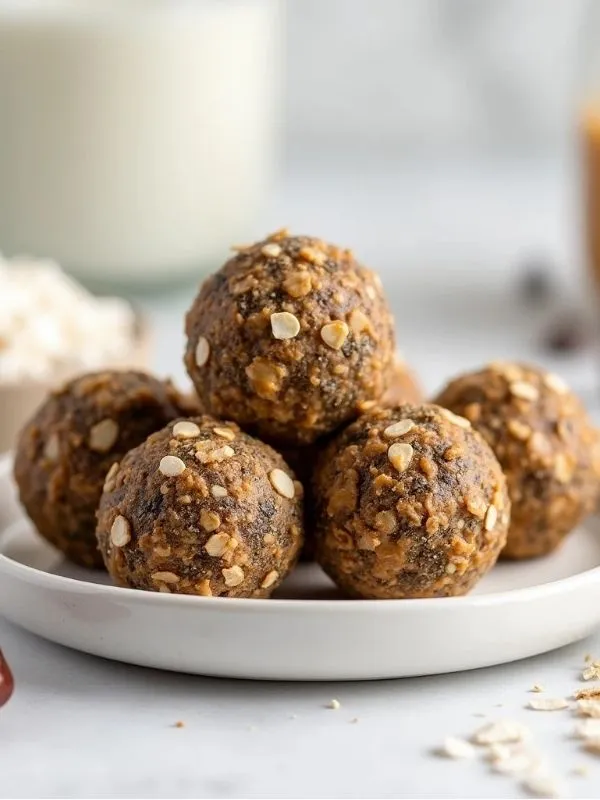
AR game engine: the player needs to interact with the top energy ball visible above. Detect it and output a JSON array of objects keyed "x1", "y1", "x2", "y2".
[{"x1": 184, "y1": 231, "x2": 396, "y2": 445}]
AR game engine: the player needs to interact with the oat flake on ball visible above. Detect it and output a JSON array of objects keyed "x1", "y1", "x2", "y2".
[
  {"x1": 435, "y1": 362, "x2": 600, "y2": 559},
  {"x1": 313, "y1": 404, "x2": 510, "y2": 599},
  {"x1": 13, "y1": 370, "x2": 198, "y2": 568},
  {"x1": 184, "y1": 230, "x2": 396, "y2": 446},
  {"x1": 96, "y1": 416, "x2": 304, "y2": 597}
]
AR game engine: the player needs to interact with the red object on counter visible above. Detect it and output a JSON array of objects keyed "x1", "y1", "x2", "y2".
[{"x1": 0, "y1": 649, "x2": 14, "y2": 707}]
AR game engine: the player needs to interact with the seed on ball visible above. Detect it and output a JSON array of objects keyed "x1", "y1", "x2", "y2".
[
  {"x1": 110, "y1": 515, "x2": 131, "y2": 547},
  {"x1": 383, "y1": 419, "x2": 415, "y2": 438},
  {"x1": 89, "y1": 419, "x2": 119, "y2": 453},
  {"x1": 195, "y1": 337, "x2": 210, "y2": 367},
  {"x1": 271, "y1": 311, "x2": 301, "y2": 340},
  {"x1": 173, "y1": 420, "x2": 201, "y2": 439},
  {"x1": 261, "y1": 243, "x2": 282, "y2": 258},
  {"x1": 387, "y1": 442, "x2": 414, "y2": 472},
  {"x1": 269, "y1": 468, "x2": 295, "y2": 498},
  {"x1": 510, "y1": 381, "x2": 539, "y2": 402},
  {"x1": 159, "y1": 455, "x2": 186, "y2": 476}
]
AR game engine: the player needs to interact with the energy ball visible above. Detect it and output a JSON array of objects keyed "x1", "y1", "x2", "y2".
[
  {"x1": 381, "y1": 358, "x2": 424, "y2": 408},
  {"x1": 96, "y1": 416, "x2": 304, "y2": 597},
  {"x1": 184, "y1": 230, "x2": 396, "y2": 446},
  {"x1": 313, "y1": 404, "x2": 509, "y2": 599},
  {"x1": 435, "y1": 363, "x2": 600, "y2": 559},
  {"x1": 14, "y1": 370, "x2": 195, "y2": 568}
]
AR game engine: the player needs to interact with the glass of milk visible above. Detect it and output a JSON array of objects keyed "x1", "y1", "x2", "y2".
[{"x1": 0, "y1": 0, "x2": 280, "y2": 288}]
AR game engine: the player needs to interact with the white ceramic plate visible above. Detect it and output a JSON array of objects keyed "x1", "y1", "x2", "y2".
[{"x1": 2, "y1": 455, "x2": 600, "y2": 681}]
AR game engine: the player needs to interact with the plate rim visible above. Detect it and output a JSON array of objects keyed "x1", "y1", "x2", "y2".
[{"x1": 3, "y1": 453, "x2": 600, "y2": 615}]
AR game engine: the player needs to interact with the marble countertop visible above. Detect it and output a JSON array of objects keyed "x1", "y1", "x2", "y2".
[{"x1": 3, "y1": 157, "x2": 600, "y2": 799}]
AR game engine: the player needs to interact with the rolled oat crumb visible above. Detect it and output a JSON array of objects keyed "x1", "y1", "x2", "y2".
[
  {"x1": 200, "y1": 510, "x2": 221, "y2": 532},
  {"x1": 440, "y1": 736, "x2": 476, "y2": 759},
  {"x1": 438, "y1": 407, "x2": 471, "y2": 429},
  {"x1": 205, "y1": 532, "x2": 230, "y2": 557},
  {"x1": 261, "y1": 570, "x2": 279, "y2": 589},
  {"x1": 348, "y1": 308, "x2": 371, "y2": 335},
  {"x1": 327, "y1": 699, "x2": 341, "y2": 710},
  {"x1": 383, "y1": 419, "x2": 415, "y2": 438},
  {"x1": 320, "y1": 320, "x2": 349, "y2": 350},
  {"x1": 173, "y1": 721, "x2": 185, "y2": 729},
  {"x1": 89, "y1": 419, "x2": 119, "y2": 453},
  {"x1": 446, "y1": 563, "x2": 457, "y2": 574},
  {"x1": 151, "y1": 571, "x2": 180, "y2": 584},
  {"x1": 387, "y1": 442, "x2": 414, "y2": 472},
  {"x1": 261, "y1": 243, "x2": 282, "y2": 258},
  {"x1": 173, "y1": 420, "x2": 201, "y2": 439},
  {"x1": 510, "y1": 381, "x2": 539, "y2": 402},
  {"x1": 484, "y1": 505, "x2": 498, "y2": 531},
  {"x1": 472, "y1": 720, "x2": 530, "y2": 745},
  {"x1": 544, "y1": 372, "x2": 568, "y2": 394},
  {"x1": 530, "y1": 684, "x2": 545, "y2": 693},
  {"x1": 197, "y1": 579, "x2": 212, "y2": 596},
  {"x1": 576, "y1": 700, "x2": 600, "y2": 717},
  {"x1": 195, "y1": 337, "x2": 210, "y2": 367},
  {"x1": 211, "y1": 485, "x2": 228, "y2": 498},
  {"x1": 159, "y1": 455, "x2": 186, "y2": 477},
  {"x1": 508, "y1": 419, "x2": 532, "y2": 441},
  {"x1": 271, "y1": 311, "x2": 301, "y2": 340},
  {"x1": 521, "y1": 774, "x2": 560, "y2": 798},
  {"x1": 213, "y1": 427, "x2": 236, "y2": 441},
  {"x1": 283, "y1": 271, "x2": 312, "y2": 298},
  {"x1": 222, "y1": 565, "x2": 244, "y2": 587},
  {"x1": 583, "y1": 663, "x2": 600, "y2": 681},
  {"x1": 527, "y1": 697, "x2": 569, "y2": 711},
  {"x1": 575, "y1": 686, "x2": 600, "y2": 700},
  {"x1": 269, "y1": 468, "x2": 295, "y2": 499},
  {"x1": 110, "y1": 515, "x2": 131, "y2": 547},
  {"x1": 299, "y1": 245, "x2": 326, "y2": 266}
]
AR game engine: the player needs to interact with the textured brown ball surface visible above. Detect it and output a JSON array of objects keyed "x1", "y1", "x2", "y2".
[
  {"x1": 313, "y1": 404, "x2": 509, "y2": 598},
  {"x1": 96, "y1": 416, "x2": 304, "y2": 598},
  {"x1": 184, "y1": 230, "x2": 396, "y2": 446},
  {"x1": 381, "y1": 358, "x2": 424, "y2": 407},
  {"x1": 13, "y1": 371, "x2": 194, "y2": 568},
  {"x1": 435, "y1": 362, "x2": 600, "y2": 559}
]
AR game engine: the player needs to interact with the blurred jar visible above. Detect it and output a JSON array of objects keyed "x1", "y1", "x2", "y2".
[{"x1": 0, "y1": 0, "x2": 280, "y2": 289}]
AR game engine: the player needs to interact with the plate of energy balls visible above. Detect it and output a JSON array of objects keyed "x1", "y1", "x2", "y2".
[{"x1": 2, "y1": 230, "x2": 600, "y2": 681}]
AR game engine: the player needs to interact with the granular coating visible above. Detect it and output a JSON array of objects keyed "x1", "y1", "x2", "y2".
[
  {"x1": 96, "y1": 416, "x2": 304, "y2": 597},
  {"x1": 313, "y1": 404, "x2": 509, "y2": 598},
  {"x1": 184, "y1": 230, "x2": 396, "y2": 446},
  {"x1": 14, "y1": 370, "x2": 197, "y2": 568},
  {"x1": 435, "y1": 363, "x2": 600, "y2": 558}
]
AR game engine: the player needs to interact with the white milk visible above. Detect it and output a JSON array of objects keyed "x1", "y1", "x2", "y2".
[{"x1": 0, "y1": 0, "x2": 280, "y2": 285}]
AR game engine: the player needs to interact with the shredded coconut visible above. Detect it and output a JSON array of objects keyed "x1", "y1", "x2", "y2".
[{"x1": 0, "y1": 254, "x2": 136, "y2": 383}]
